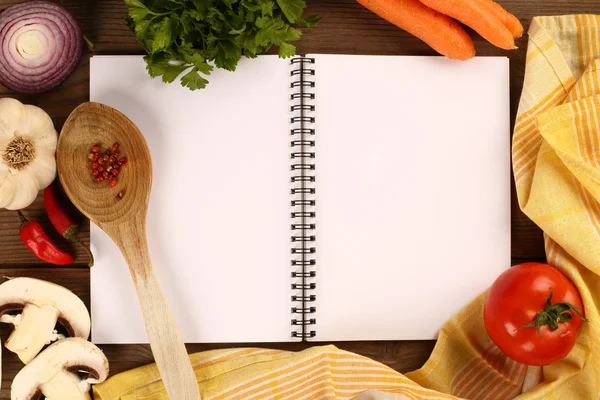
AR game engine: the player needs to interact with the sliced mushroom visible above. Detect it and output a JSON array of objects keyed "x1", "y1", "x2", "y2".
[
  {"x1": 0, "y1": 278, "x2": 90, "y2": 363},
  {"x1": 11, "y1": 337, "x2": 109, "y2": 400}
]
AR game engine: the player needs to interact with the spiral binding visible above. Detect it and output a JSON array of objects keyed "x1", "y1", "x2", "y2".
[{"x1": 290, "y1": 57, "x2": 316, "y2": 340}]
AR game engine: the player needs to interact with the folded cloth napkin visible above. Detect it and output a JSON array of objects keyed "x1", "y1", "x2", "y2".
[{"x1": 93, "y1": 15, "x2": 600, "y2": 400}]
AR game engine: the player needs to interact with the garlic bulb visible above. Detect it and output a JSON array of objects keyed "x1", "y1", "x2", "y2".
[{"x1": 0, "y1": 98, "x2": 57, "y2": 210}]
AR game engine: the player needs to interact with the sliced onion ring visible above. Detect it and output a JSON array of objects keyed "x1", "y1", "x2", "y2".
[{"x1": 0, "y1": 0, "x2": 83, "y2": 94}]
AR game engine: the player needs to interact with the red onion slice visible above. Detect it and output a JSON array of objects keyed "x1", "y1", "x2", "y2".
[{"x1": 0, "y1": 0, "x2": 83, "y2": 93}]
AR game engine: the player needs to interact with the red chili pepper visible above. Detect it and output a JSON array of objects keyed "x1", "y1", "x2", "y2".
[
  {"x1": 44, "y1": 183, "x2": 95, "y2": 267},
  {"x1": 18, "y1": 211, "x2": 74, "y2": 265}
]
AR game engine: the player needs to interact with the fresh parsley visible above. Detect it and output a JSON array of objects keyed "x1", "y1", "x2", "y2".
[{"x1": 125, "y1": 0, "x2": 320, "y2": 90}]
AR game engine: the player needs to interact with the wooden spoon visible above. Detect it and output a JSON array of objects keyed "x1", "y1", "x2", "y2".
[{"x1": 57, "y1": 102, "x2": 200, "y2": 400}]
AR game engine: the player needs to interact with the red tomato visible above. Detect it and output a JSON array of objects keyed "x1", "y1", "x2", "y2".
[{"x1": 484, "y1": 262, "x2": 585, "y2": 366}]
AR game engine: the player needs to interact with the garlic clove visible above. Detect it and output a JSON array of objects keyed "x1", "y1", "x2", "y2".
[
  {"x1": 29, "y1": 130, "x2": 57, "y2": 152},
  {"x1": 0, "y1": 120, "x2": 12, "y2": 150},
  {"x1": 0, "y1": 183, "x2": 8, "y2": 205},
  {"x1": 0, "y1": 98, "x2": 26, "y2": 133},
  {"x1": 0, "y1": 160, "x2": 8, "y2": 178},
  {"x1": 5, "y1": 169, "x2": 40, "y2": 210},
  {"x1": 0, "y1": 163, "x2": 9, "y2": 195},
  {"x1": 0, "y1": 177, "x2": 17, "y2": 209},
  {"x1": 23, "y1": 155, "x2": 56, "y2": 189},
  {"x1": 23, "y1": 105, "x2": 55, "y2": 140},
  {"x1": 36, "y1": 141, "x2": 58, "y2": 159}
]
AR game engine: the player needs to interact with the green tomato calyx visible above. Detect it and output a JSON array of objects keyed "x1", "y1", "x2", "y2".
[{"x1": 516, "y1": 287, "x2": 587, "y2": 341}]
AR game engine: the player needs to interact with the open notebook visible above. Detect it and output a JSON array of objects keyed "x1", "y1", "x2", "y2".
[{"x1": 89, "y1": 54, "x2": 510, "y2": 343}]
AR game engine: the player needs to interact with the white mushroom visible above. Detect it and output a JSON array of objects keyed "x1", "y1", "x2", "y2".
[
  {"x1": 0, "y1": 278, "x2": 90, "y2": 363},
  {"x1": 11, "y1": 337, "x2": 109, "y2": 400}
]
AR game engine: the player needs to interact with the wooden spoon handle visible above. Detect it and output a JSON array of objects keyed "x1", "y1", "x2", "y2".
[
  {"x1": 111, "y1": 217, "x2": 199, "y2": 399},
  {"x1": 133, "y1": 268, "x2": 200, "y2": 399}
]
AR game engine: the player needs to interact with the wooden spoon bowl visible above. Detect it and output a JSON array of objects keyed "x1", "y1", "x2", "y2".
[
  {"x1": 56, "y1": 102, "x2": 150, "y2": 225},
  {"x1": 57, "y1": 102, "x2": 199, "y2": 400}
]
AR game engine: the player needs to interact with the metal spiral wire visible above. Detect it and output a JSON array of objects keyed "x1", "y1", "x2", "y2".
[{"x1": 290, "y1": 57, "x2": 316, "y2": 339}]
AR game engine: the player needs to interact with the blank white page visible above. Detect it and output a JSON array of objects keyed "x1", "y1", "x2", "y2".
[
  {"x1": 311, "y1": 55, "x2": 511, "y2": 341},
  {"x1": 90, "y1": 56, "x2": 292, "y2": 343}
]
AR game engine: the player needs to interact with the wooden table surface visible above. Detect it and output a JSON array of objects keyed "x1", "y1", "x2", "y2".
[{"x1": 1, "y1": 0, "x2": 598, "y2": 397}]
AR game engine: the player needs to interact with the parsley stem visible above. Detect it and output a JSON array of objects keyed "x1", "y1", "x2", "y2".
[{"x1": 148, "y1": 10, "x2": 171, "y2": 17}]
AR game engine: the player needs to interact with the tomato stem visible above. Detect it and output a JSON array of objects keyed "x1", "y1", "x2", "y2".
[{"x1": 516, "y1": 288, "x2": 587, "y2": 341}]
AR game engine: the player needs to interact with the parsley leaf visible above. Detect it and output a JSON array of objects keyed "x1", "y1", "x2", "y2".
[
  {"x1": 125, "y1": 0, "x2": 319, "y2": 90},
  {"x1": 124, "y1": 0, "x2": 146, "y2": 8},
  {"x1": 278, "y1": 42, "x2": 296, "y2": 58},
  {"x1": 299, "y1": 14, "x2": 322, "y2": 28},
  {"x1": 275, "y1": 0, "x2": 305, "y2": 23},
  {"x1": 181, "y1": 68, "x2": 210, "y2": 90},
  {"x1": 128, "y1": 7, "x2": 150, "y2": 23},
  {"x1": 145, "y1": 56, "x2": 189, "y2": 83},
  {"x1": 151, "y1": 17, "x2": 175, "y2": 53},
  {"x1": 182, "y1": 50, "x2": 214, "y2": 75},
  {"x1": 259, "y1": 0, "x2": 275, "y2": 16}
]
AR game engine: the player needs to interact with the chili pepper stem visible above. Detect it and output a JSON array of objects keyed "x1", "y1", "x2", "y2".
[
  {"x1": 16, "y1": 210, "x2": 28, "y2": 226},
  {"x1": 74, "y1": 237, "x2": 95, "y2": 267}
]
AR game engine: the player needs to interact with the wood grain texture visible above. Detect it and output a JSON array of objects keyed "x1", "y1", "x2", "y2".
[
  {"x1": 0, "y1": 0, "x2": 598, "y2": 398},
  {"x1": 57, "y1": 103, "x2": 199, "y2": 399}
]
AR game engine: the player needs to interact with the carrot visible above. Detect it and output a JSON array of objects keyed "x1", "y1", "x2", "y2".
[
  {"x1": 472, "y1": 0, "x2": 524, "y2": 38},
  {"x1": 357, "y1": 0, "x2": 475, "y2": 60},
  {"x1": 419, "y1": 0, "x2": 515, "y2": 50}
]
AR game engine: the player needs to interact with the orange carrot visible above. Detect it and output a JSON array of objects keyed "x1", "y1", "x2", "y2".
[
  {"x1": 357, "y1": 0, "x2": 475, "y2": 60},
  {"x1": 473, "y1": 0, "x2": 524, "y2": 38},
  {"x1": 419, "y1": 0, "x2": 515, "y2": 50}
]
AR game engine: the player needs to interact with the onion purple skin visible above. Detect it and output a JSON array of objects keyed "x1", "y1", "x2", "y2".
[{"x1": 0, "y1": 0, "x2": 84, "y2": 94}]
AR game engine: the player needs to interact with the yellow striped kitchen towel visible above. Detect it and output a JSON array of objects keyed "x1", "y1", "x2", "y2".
[{"x1": 94, "y1": 15, "x2": 600, "y2": 399}]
